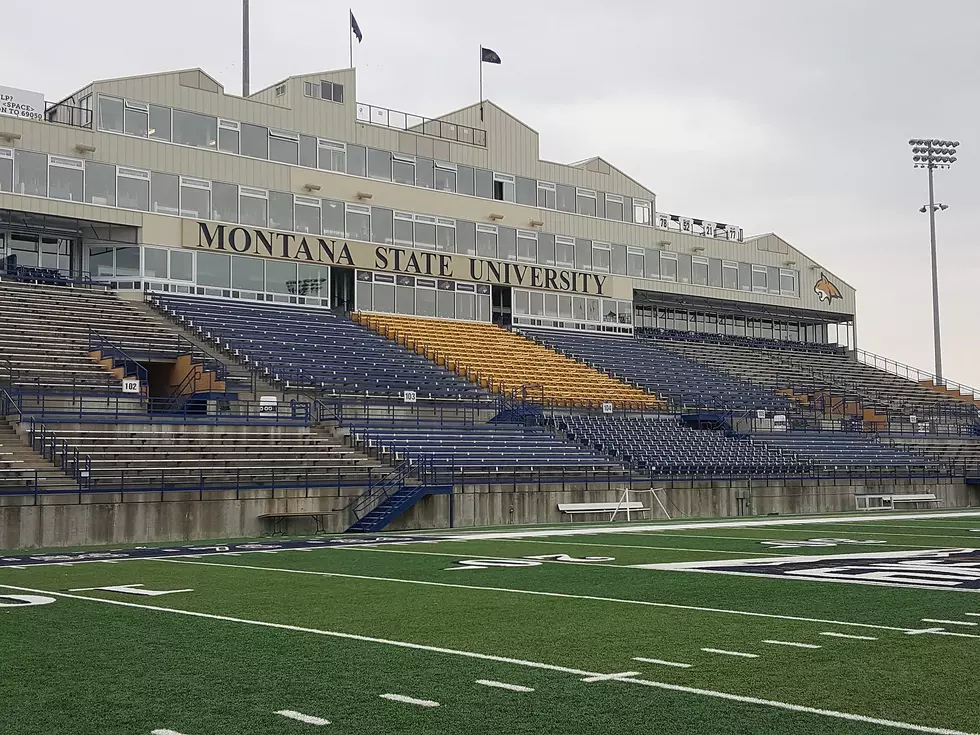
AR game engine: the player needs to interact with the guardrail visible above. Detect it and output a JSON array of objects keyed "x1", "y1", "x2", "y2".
[
  {"x1": 87, "y1": 328, "x2": 149, "y2": 389},
  {"x1": 858, "y1": 348, "x2": 980, "y2": 402},
  {"x1": 44, "y1": 101, "x2": 93, "y2": 129},
  {"x1": 356, "y1": 102, "x2": 487, "y2": 147}
]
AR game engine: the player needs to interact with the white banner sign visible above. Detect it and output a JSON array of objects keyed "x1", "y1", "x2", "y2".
[
  {"x1": 601, "y1": 401, "x2": 613, "y2": 414},
  {"x1": 121, "y1": 378, "x2": 141, "y2": 394},
  {"x1": 0, "y1": 86, "x2": 44, "y2": 122}
]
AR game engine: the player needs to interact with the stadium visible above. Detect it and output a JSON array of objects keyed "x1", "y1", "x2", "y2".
[{"x1": 1, "y1": 53, "x2": 979, "y2": 735}]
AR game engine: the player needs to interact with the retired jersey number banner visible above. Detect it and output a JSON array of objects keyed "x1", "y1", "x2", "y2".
[{"x1": 636, "y1": 548, "x2": 980, "y2": 592}]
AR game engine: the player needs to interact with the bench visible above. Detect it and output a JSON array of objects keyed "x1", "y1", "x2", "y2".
[
  {"x1": 855, "y1": 493, "x2": 940, "y2": 511},
  {"x1": 557, "y1": 501, "x2": 649, "y2": 521},
  {"x1": 257, "y1": 511, "x2": 336, "y2": 536}
]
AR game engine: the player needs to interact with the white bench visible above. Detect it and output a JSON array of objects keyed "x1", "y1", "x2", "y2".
[
  {"x1": 558, "y1": 501, "x2": 649, "y2": 521},
  {"x1": 855, "y1": 493, "x2": 940, "y2": 511}
]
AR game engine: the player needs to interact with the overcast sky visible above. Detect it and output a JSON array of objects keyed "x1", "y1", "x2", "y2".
[{"x1": 5, "y1": 1, "x2": 979, "y2": 385}]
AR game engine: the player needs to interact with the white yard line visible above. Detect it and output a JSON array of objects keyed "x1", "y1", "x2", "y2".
[
  {"x1": 763, "y1": 640, "x2": 822, "y2": 650},
  {"x1": 274, "y1": 710, "x2": 331, "y2": 726},
  {"x1": 148, "y1": 558, "x2": 980, "y2": 639},
  {"x1": 701, "y1": 648, "x2": 759, "y2": 658},
  {"x1": 820, "y1": 632, "x2": 878, "y2": 641},
  {"x1": 921, "y1": 619, "x2": 978, "y2": 627},
  {"x1": 633, "y1": 657, "x2": 693, "y2": 669},
  {"x1": 475, "y1": 679, "x2": 535, "y2": 692},
  {"x1": 581, "y1": 671, "x2": 641, "y2": 683},
  {"x1": 2, "y1": 583, "x2": 975, "y2": 735},
  {"x1": 492, "y1": 538, "x2": 789, "y2": 557},
  {"x1": 627, "y1": 531, "x2": 959, "y2": 549},
  {"x1": 379, "y1": 694, "x2": 439, "y2": 708},
  {"x1": 151, "y1": 730, "x2": 190, "y2": 735}
]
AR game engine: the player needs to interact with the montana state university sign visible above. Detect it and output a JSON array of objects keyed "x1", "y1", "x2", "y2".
[{"x1": 184, "y1": 220, "x2": 613, "y2": 296}]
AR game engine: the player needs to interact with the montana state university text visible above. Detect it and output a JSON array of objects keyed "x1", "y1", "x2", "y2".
[{"x1": 193, "y1": 221, "x2": 608, "y2": 295}]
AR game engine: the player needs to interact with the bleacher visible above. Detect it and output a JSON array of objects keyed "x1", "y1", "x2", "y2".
[
  {"x1": 885, "y1": 436, "x2": 980, "y2": 476},
  {"x1": 152, "y1": 294, "x2": 483, "y2": 399},
  {"x1": 349, "y1": 420, "x2": 614, "y2": 473},
  {"x1": 523, "y1": 328, "x2": 789, "y2": 412},
  {"x1": 358, "y1": 314, "x2": 662, "y2": 409},
  {"x1": 751, "y1": 432, "x2": 937, "y2": 471},
  {"x1": 555, "y1": 413, "x2": 804, "y2": 476}
]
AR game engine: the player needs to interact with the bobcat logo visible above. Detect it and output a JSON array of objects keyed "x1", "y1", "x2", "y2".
[{"x1": 814, "y1": 273, "x2": 842, "y2": 303}]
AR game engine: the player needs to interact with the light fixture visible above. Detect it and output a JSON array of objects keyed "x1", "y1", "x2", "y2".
[
  {"x1": 529, "y1": 219, "x2": 544, "y2": 228},
  {"x1": 657, "y1": 240, "x2": 671, "y2": 249},
  {"x1": 692, "y1": 245, "x2": 705, "y2": 252},
  {"x1": 356, "y1": 191, "x2": 373, "y2": 201},
  {"x1": 0, "y1": 131, "x2": 20, "y2": 143},
  {"x1": 784, "y1": 260, "x2": 797, "y2": 267},
  {"x1": 488, "y1": 213, "x2": 504, "y2": 221},
  {"x1": 147, "y1": 128, "x2": 155, "y2": 136},
  {"x1": 303, "y1": 183, "x2": 322, "y2": 192},
  {"x1": 74, "y1": 143, "x2": 96, "y2": 154}
]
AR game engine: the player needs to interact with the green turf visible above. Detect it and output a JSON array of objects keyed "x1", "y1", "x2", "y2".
[{"x1": 2, "y1": 512, "x2": 979, "y2": 734}]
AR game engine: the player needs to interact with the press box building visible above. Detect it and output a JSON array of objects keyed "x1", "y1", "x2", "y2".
[{"x1": 0, "y1": 67, "x2": 856, "y2": 347}]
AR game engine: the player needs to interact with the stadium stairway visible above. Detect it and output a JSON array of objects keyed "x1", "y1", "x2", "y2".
[
  {"x1": 0, "y1": 419, "x2": 79, "y2": 494},
  {"x1": 357, "y1": 313, "x2": 663, "y2": 409}
]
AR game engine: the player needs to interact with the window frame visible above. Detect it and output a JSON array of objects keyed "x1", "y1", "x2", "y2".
[
  {"x1": 178, "y1": 176, "x2": 212, "y2": 219},
  {"x1": 575, "y1": 187, "x2": 597, "y2": 216}
]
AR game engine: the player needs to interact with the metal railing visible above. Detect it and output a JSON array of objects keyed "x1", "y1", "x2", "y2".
[
  {"x1": 858, "y1": 348, "x2": 980, "y2": 402},
  {"x1": 87, "y1": 328, "x2": 149, "y2": 389},
  {"x1": 356, "y1": 102, "x2": 487, "y2": 147},
  {"x1": 44, "y1": 101, "x2": 93, "y2": 129}
]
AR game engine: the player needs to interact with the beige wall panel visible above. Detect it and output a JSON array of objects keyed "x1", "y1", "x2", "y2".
[{"x1": 0, "y1": 193, "x2": 142, "y2": 228}]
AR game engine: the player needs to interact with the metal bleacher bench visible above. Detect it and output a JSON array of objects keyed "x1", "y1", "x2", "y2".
[
  {"x1": 854, "y1": 493, "x2": 940, "y2": 511},
  {"x1": 557, "y1": 501, "x2": 649, "y2": 521},
  {"x1": 258, "y1": 511, "x2": 336, "y2": 535}
]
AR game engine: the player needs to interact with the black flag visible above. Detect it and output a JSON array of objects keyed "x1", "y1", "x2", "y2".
[
  {"x1": 480, "y1": 47, "x2": 501, "y2": 64},
  {"x1": 350, "y1": 11, "x2": 363, "y2": 43}
]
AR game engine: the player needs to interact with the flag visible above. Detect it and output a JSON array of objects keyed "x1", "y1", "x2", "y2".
[
  {"x1": 350, "y1": 11, "x2": 363, "y2": 43},
  {"x1": 480, "y1": 47, "x2": 501, "y2": 64}
]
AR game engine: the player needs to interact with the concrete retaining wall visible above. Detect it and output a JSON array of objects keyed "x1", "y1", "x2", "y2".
[{"x1": 1, "y1": 478, "x2": 975, "y2": 550}]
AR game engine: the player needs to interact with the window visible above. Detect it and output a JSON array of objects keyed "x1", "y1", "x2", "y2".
[
  {"x1": 218, "y1": 120, "x2": 240, "y2": 154},
  {"x1": 627, "y1": 247, "x2": 644, "y2": 278},
  {"x1": 143, "y1": 247, "x2": 169, "y2": 279},
  {"x1": 294, "y1": 195, "x2": 320, "y2": 234},
  {"x1": 538, "y1": 233, "x2": 555, "y2": 265},
  {"x1": 514, "y1": 290, "x2": 530, "y2": 315},
  {"x1": 241, "y1": 123, "x2": 269, "y2": 159},
  {"x1": 232, "y1": 255, "x2": 264, "y2": 291},
  {"x1": 556, "y1": 236, "x2": 575, "y2": 268},
  {"x1": 644, "y1": 248, "x2": 659, "y2": 279},
  {"x1": 151, "y1": 171, "x2": 179, "y2": 215},
  {"x1": 124, "y1": 100, "x2": 149, "y2": 137},
  {"x1": 48, "y1": 156, "x2": 84, "y2": 202},
  {"x1": 371, "y1": 207, "x2": 393, "y2": 245},
  {"x1": 240, "y1": 187, "x2": 268, "y2": 227},
  {"x1": 392, "y1": 155, "x2": 415, "y2": 185},
  {"x1": 117, "y1": 167, "x2": 150, "y2": 211},
  {"x1": 346, "y1": 144, "x2": 366, "y2": 176},
  {"x1": 592, "y1": 242, "x2": 611, "y2": 273},
  {"x1": 436, "y1": 282, "x2": 454, "y2": 319},
  {"x1": 275, "y1": 83, "x2": 287, "y2": 97},
  {"x1": 576, "y1": 188, "x2": 597, "y2": 216},
  {"x1": 457, "y1": 165, "x2": 475, "y2": 196},
  {"x1": 738, "y1": 262, "x2": 752, "y2": 291},
  {"x1": 517, "y1": 230, "x2": 536, "y2": 263},
  {"x1": 269, "y1": 191, "x2": 293, "y2": 230},
  {"x1": 537, "y1": 181, "x2": 556, "y2": 209},
  {"x1": 456, "y1": 290, "x2": 475, "y2": 320},
  {"x1": 0, "y1": 148, "x2": 11, "y2": 193},
  {"x1": 573, "y1": 296, "x2": 586, "y2": 321},
  {"x1": 416, "y1": 285, "x2": 436, "y2": 317},
  {"x1": 574, "y1": 238, "x2": 591, "y2": 270},
  {"x1": 269, "y1": 129, "x2": 299, "y2": 165},
  {"x1": 767, "y1": 266, "x2": 781, "y2": 295},
  {"x1": 322, "y1": 200, "x2": 345, "y2": 237},
  {"x1": 14, "y1": 150, "x2": 46, "y2": 196},
  {"x1": 475, "y1": 168, "x2": 493, "y2": 199},
  {"x1": 416, "y1": 158, "x2": 434, "y2": 189},
  {"x1": 434, "y1": 162, "x2": 457, "y2": 192},
  {"x1": 394, "y1": 211, "x2": 414, "y2": 246},
  {"x1": 266, "y1": 260, "x2": 297, "y2": 294},
  {"x1": 212, "y1": 182, "x2": 239, "y2": 223},
  {"x1": 149, "y1": 105, "x2": 171, "y2": 141},
  {"x1": 115, "y1": 246, "x2": 140, "y2": 277},
  {"x1": 556, "y1": 184, "x2": 576, "y2": 213},
  {"x1": 179, "y1": 177, "x2": 211, "y2": 218},
  {"x1": 678, "y1": 253, "x2": 692, "y2": 284},
  {"x1": 780, "y1": 269, "x2": 798, "y2": 296},
  {"x1": 633, "y1": 198, "x2": 652, "y2": 225},
  {"x1": 692, "y1": 256, "x2": 709, "y2": 286},
  {"x1": 172, "y1": 109, "x2": 217, "y2": 149},
  {"x1": 611, "y1": 243, "x2": 627, "y2": 275},
  {"x1": 605, "y1": 194, "x2": 624, "y2": 222},
  {"x1": 85, "y1": 161, "x2": 115, "y2": 206},
  {"x1": 661, "y1": 252, "x2": 678, "y2": 282},
  {"x1": 396, "y1": 280, "x2": 415, "y2": 315},
  {"x1": 498, "y1": 226, "x2": 517, "y2": 261},
  {"x1": 197, "y1": 252, "x2": 231, "y2": 288},
  {"x1": 171, "y1": 250, "x2": 193, "y2": 282},
  {"x1": 493, "y1": 173, "x2": 515, "y2": 202},
  {"x1": 346, "y1": 204, "x2": 371, "y2": 242},
  {"x1": 457, "y1": 220, "x2": 476, "y2": 255},
  {"x1": 708, "y1": 258, "x2": 722, "y2": 288},
  {"x1": 98, "y1": 95, "x2": 123, "y2": 133},
  {"x1": 415, "y1": 215, "x2": 436, "y2": 250},
  {"x1": 436, "y1": 218, "x2": 455, "y2": 253},
  {"x1": 476, "y1": 224, "x2": 497, "y2": 258},
  {"x1": 722, "y1": 261, "x2": 738, "y2": 290},
  {"x1": 300, "y1": 135, "x2": 317, "y2": 168},
  {"x1": 321, "y1": 80, "x2": 344, "y2": 103},
  {"x1": 530, "y1": 291, "x2": 544, "y2": 316},
  {"x1": 368, "y1": 148, "x2": 391, "y2": 180},
  {"x1": 752, "y1": 265, "x2": 768, "y2": 292},
  {"x1": 516, "y1": 177, "x2": 536, "y2": 206}
]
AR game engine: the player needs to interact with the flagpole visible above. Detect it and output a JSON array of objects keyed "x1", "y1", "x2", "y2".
[
  {"x1": 242, "y1": 0, "x2": 250, "y2": 96},
  {"x1": 350, "y1": 18, "x2": 353, "y2": 69},
  {"x1": 479, "y1": 45, "x2": 484, "y2": 122}
]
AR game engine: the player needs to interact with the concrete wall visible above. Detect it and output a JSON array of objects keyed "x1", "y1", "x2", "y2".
[{"x1": 2, "y1": 478, "x2": 974, "y2": 550}]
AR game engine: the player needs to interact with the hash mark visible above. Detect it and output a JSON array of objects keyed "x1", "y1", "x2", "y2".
[
  {"x1": 275, "y1": 709, "x2": 331, "y2": 726},
  {"x1": 763, "y1": 640, "x2": 821, "y2": 649},
  {"x1": 921, "y1": 618, "x2": 978, "y2": 627},
  {"x1": 701, "y1": 648, "x2": 758, "y2": 658},
  {"x1": 380, "y1": 693, "x2": 440, "y2": 707},
  {"x1": 152, "y1": 730, "x2": 191, "y2": 735},
  {"x1": 632, "y1": 657, "x2": 693, "y2": 669},
  {"x1": 475, "y1": 679, "x2": 535, "y2": 692},
  {"x1": 820, "y1": 632, "x2": 878, "y2": 641},
  {"x1": 580, "y1": 671, "x2": 641, "y2": 683}
]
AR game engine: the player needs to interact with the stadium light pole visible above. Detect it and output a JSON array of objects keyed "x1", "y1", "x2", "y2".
[{"x1": 909, "y1": 138, "x2": 959, "y2": 384}]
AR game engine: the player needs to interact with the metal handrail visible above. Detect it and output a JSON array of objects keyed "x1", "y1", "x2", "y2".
[
  {"x1": 87, "y1": 328, "x2": 149, "y2": 387},
  {"x1": 355, "y1": 102, "x2": 487, "y2": 147},
  {"x1": 857, "y1": 348, "x2": 980, "y2": 401}
]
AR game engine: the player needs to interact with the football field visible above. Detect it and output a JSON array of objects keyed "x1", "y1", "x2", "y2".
[{"x1": 3, "y1": 511, "x2": 980, "y2": 735}]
